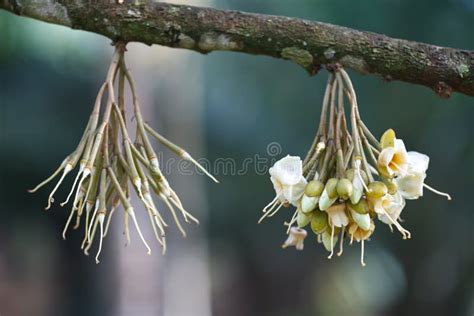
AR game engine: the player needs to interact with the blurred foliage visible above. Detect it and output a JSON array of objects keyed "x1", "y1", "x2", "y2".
[{"x1": 1, "y1": 1, "x2": 474, "y2": 315}]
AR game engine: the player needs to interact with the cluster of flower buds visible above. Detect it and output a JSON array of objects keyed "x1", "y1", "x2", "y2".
[
  {"x1": 260, "y1": 67, "x2": 450, "y2": 266},
  {"x1": 29, "y1": 43, "x2": 218, "y2": 263}
]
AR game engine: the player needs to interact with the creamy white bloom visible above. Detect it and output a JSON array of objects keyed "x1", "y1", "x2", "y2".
[
  {"x1": 378, "y1": 192, "x2": 406, "y2": 225},
  {"x1": 326, "y1": 203, "x2": 349, "y2": 227},
  {"x1": 282, "y1": 227, "x2": 307, "y2": 250},
  {"x1": 269, "y1": 155, "x2": 307, "y2": 206},
  {"x1": 378, "y1": 139, "x2": 409, "y2": 178},
  {"x1": 395, "y1": 151, "x2": 429, "y2": 200},
  {"x1": 367, "y1": 188, "x2": 410, "y2": 239}
]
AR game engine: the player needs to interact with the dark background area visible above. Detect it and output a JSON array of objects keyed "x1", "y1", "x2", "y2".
[{"x1": 1, "y1": 0, "x2": 473, "y2": 315}]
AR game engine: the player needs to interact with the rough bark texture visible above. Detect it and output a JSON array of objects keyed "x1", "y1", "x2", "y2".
[{"x1": 1, "y1": 0, "x2": 474, "y2": 97}]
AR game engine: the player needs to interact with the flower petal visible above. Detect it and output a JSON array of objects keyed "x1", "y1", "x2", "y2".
[
  {"x1": 282, "y1": 177, "x2": 307, "y2": 206},
  {"x1": 301, "y1": 194, "x2": 318, "y2": 213},
  {"x1": 349, "y1": 209, "x2": 371, "y2": 231},
  {"x1": 270, "y1": 175, "x2": 284, "y2": 199},
  {"x1": 395, "y1": 172, "x2": 426, "y2": 200},
  {"x1": 327, "y1": 204, "x2": 349, "y2": 227},
  {"x1": 350, "y1": 174, "x2": 364, "y2": 204},
  {"x1": 407, "y1": 151, "x2": 429, "y2": 174},
  {"x1": 283, "y1": 227, "x2": 307, "y2": 250},
  {"x1": 378, "y1": 147, "x2": 395, "y2": 177},
  {"x1": 269, "y1": 155, "x2": 304, "y2": 186},
  {"x1": 297, "y1": 210, "x2": 312, "y2": 228},
  {"x1": 392, "y1": 139, "x2": 409, "y2": 174},
  {"x1": 319, "y1": 189, "x2": 337, "y2": 211},
  {"x1": 378, "y1": 192, "x2": 406, "y2": 224}
]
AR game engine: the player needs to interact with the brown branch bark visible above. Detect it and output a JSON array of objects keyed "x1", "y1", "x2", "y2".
[{"x1": 1, "y1": 0, "x2": 474, "y2": 97}]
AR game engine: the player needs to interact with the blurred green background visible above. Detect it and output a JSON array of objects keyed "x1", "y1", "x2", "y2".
[{"x1": 1, "y1": 0, "x2": 473, "y2": 315}]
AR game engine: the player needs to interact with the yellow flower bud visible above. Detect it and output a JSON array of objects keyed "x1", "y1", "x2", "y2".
[
  {"x1": 366, "y1": 181, "x2": 388, "y2": 199},
  {"x1": 311, "y1": 210, "x2": 328, "y2": 234},
  {"x1": 336, "y1": 178, "x2": 353, "y2": 200},
  {"x1": 380, "y1": 128, "x2": 396, "y2": 149},
  {"x1": 305, "y1": 180, "x2": 324, "y2": 197}
]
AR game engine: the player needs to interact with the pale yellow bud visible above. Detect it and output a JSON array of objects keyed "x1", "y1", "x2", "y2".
[{"x1": 380, "y1": 128, "x2": 396, "y2": 149}]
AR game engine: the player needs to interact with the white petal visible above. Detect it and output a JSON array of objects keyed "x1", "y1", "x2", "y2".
[
  {"x1": 395, "y1": 172, "x2": 426, "y2": 200},
  {"x1": 301, "y1": 195, "x2": 318, "y2": 213},
  {"x1": 372, "y1": 198, "x2": 386, "y2": 215},
  {"x1": 393, "y1": 139, "x2": 409, "y2": 175},
  {"x1": 327, "y1": 204, "x2": 349, "y2": 227},
  {"x1": 379, "y1": 192, "x2": 406, "y2": 224},
  {"x1": 378, "y1": 147, "x2": 395, "y2": 171},
  {"x1": 394, "y1": 139, "x2": 407, "y2": 154},
  {"x1": 297, "y1": 210, "x2": 312, "y2": 228},
  {"x1": 350, "y1": 209, "x2": 371, "y2": 231},
  {"x1": 407, "y1": 151, "x2": 429, "y2": 174},
  {"x1": 350, "y1": 175, "x2": 364, "y2": 204},
  {"x1": 283, "y1": 227, "x2": 307, "y2": 250},
  {"x1": 282, "y1": 177, "x2": 307, "y2": 206},
  {"x1": 319, "y1": 189, "x2": 337, "y2": 211},
  {"x1": 269, "y1": 155, "x2": 304, "y2": 186},
  {"x1": 270, "y1": 175, "x2": 284, "y2": 199}
]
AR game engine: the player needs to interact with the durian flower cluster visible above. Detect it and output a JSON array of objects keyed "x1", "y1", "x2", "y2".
[
  {"x1": 260, "y1": 67, "x2": 450, "y2": 266},
  {"x1": 29, "y1": 43, "x2": 217, "y2": 263}
]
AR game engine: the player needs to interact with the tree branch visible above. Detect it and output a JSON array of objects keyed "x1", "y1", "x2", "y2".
[{"x1": 1, "y1": 1, "x2": 474, "y2": 97}]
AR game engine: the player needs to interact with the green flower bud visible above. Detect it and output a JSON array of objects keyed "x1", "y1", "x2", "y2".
[
  {"x1": 367, "y1": 181, "x2": 388, "y2": 199},
  {"x1": 326, "y1": 178, "x2": 339, "y2": 199},
  {"x1": 346, "y1": 168, "x2": 354, "y2": 181},
  {"x1": 311, "y1": 210, "x2": 328, "y2": 234},
  {"x1": 345, "y1": 168, "x2": 368, "y2": 184},
  {"x1": 384, "y1": 180, "x2": 398, "y2": 195},
  {"x1": 297, "y1": 210, "x2": 312, "y2": 228},
  {"x1": 305, "y1": 180, "x2": 325, "y2": 197},
  {"x1": 348, "y1": 198, "x2": 369, "y2": 214},
  {"x1": 336, "y1": 178, "x2": 353, "y2": 200}
]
